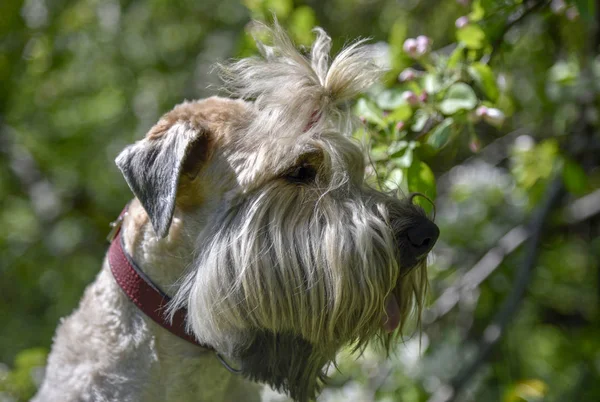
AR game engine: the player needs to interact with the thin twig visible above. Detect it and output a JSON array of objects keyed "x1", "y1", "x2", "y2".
[
  {"x1": 488, "y1": 1, "x2": 550, "y2": 62},
  {"x1": 427, "y1": 176, "x2": 564, "y2": 402},
  {"x1": 426, "y1": 187, "x2": 600, "y2": 323}
]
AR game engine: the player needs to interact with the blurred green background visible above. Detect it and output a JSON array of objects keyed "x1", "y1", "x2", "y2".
[{"x1": 1, "y1": 0, "x2": 599, "y2": 401}]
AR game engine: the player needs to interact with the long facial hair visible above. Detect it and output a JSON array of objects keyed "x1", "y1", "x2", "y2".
[{"x1": 167, "y1": 23, "x2": 429, "y2": 402}]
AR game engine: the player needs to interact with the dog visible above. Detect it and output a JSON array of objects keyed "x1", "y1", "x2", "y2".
[{"x1": 33, "y1": 24, "x2": 439, "y2": 402}]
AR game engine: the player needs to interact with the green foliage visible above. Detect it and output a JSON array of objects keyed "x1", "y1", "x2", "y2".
[{"x1": 1, "y1": 0, "x2": 599, "y2": 401}]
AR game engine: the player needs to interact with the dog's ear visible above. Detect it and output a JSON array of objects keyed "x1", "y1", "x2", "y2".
[{"x1": 116, "y1": 119, "x2": 210, "y2": 238}]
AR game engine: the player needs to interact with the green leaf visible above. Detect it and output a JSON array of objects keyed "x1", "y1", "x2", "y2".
[
  {"x1": 438, "y1": 83, "x2": 478, "y2": 114},
  {"x1": 385, "y1": 103, "x2": 413, "y2": 123},
  {"x1": 411, "y1": 110, "x2": 429, "y2": 132},
  {"x1": 447, "y1": 43, "x2": 465, "y2": 69},
  {"x1": 391, "y1": 146, "x2": 413, "y2": 168},
  {"x1": 423, "y1": 74, "x2": 442, "y2": 94},
  {"x1": 407, "y1": 160, "x2": 437, "y2": 214},
  {"x1": 468, "y1": 62, "x2": 499, "y2": 101},
  {"x1": 574, "y1": 0, "x2": 596, "y2": 22},
  {"x1": 563, "y1": 158, "x2": 589, "y2": 195},
  {"x1": 375, "y1": 89, "x2": 408, "y2": 110},
  {"x1": 468, "y1": 0, "x2": 485, "y2": 21},
  {"x1": 427, "y1": 118, "x2": 454, "y2": 150},
  {"x1": 388, "y1": 140, "x2": 408, "y2": 157},
  {"x1": 370, "y1": 145, "x2": 389, "y2": 162},
  {"x1": 384, "y1": 168, "x2": 405, "y2": 190},
  {"x1": 355, "y1": 98, "x2": 386, "y2": 128},
  {"x1": 456, "y1": 24, "x2": 486, "y2": 50}
]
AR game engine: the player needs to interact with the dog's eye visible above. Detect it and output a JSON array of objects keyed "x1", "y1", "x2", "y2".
[{"x1": 285, "y1": 163, "x2": 317, "y2": 183}]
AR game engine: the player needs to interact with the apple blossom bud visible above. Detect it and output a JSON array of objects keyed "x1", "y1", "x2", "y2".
[
  {"x1": 419, "y1": 92, "x2": 428, "y2": 102},
  {"x1": 550, "y1": 0, "x2": 566, "y2": 14},
  {"x1": 455, "y1": 16, "x2": 469, "y2": 29},
  {"x1": 483, "y1": 108, "x2": 505, "y2": 126},
  {"x1": 402, "y1": 91, "x2": 419, "y2": 106},
  {"x1": 475, "y1": 105, "x2": 488, "y2": 117},
  {"x1": 403, "y1": 38, "x2": 418, "y2": 57},
  {"x1": 398, "y1": 68, "x2": 417, "y2": 82},
  {"x1": 469, "y1": 137, "x2": 481, "y2": 153},
  {"x1": 415, "y1": 35, "x2": 432, "y2": 56},
  {"x1": 395, "y1": 121, "x2": 406, "y2": 131},
  {"x1": 566, "y1": 7, "x2": 579, "y2": 20}
]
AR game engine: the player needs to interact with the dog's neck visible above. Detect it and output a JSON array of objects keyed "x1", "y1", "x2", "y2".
[{"x1": 120, "y1": 199, "x2": 196, "y2": 297}]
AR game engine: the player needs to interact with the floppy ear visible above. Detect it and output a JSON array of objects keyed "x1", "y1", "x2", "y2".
[{"x1": 116, "y1": 119, "x2": 209, "y2": 238}]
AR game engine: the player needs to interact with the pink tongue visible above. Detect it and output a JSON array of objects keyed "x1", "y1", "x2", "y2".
[{"x1": 383, "y1": 294, "x2": 401, "y2": 332}]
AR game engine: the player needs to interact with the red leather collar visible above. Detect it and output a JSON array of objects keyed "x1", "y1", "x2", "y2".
[{"x1": 107, "y1": 209, "x2": 210, "y2": 349}]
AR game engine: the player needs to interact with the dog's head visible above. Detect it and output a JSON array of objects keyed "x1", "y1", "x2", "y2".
[{"x1": 115, "y1": 24, "x2": 438, "y2": 402}]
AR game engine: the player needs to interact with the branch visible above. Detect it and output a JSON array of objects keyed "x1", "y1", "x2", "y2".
[
  {"x1": 488, "y1": 1, "x2": 550, "y2": 62},
  {"x1": 427, "y1": 176, "x2": 564, "y2": 402},
  {"x1": 426, "y1": 186, "x2": 600, "y2": 324}
]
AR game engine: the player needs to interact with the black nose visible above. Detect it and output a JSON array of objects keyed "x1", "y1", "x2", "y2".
[{"x1": 406, "y1": 219, "x2": 439, "y2": 256}]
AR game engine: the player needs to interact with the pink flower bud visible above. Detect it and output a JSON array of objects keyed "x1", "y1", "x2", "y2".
[
  {"x1": 419, "y1": 92, "x2": 428, "y2": 102},
  {"x1": 475, "y1": 105, "x2": 488, "y2": 117},
  {"x1": 403, "y1": 38, "x2": 418, "y2": 57},
  {"x1": 398, "y1": 68, "x2": 417, "y2": 82},
  {"x1": 402, "y1": 91, "x2": 419, "y2": 106},
  {"x1": 415, "y1": 35, "x2": 432, "y2": 56},
  {"x1": 469, "y1": 136, "x2": 481, "y2": 153},
  {"x1": 455, "y1": 16, "x2": 469, "y2": 29},
  {"x1": 550, "y1": 0, "x2": 566, "y2": 14},
  {"x1": 456, "y1": 0, "x2": 470, "y2": 6},
  {"x1": 359, "y1": 116, "x2": 366, "y2": 124},
  {"x1": 395, "y1": 121, "x2": 406, "y2": 131},
  {"x1": 566, "y1": 7, "x2": 579, "y2": 20},
  {"x1": 383, "y1": 110, "x2": 390, "y2": 117},
  {"x1": 483, "y1": 108, "x2": 505, "y2": 126}
]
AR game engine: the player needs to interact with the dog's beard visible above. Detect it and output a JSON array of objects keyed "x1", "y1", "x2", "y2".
[
  {"x1": 168, "y1": 176, "x2": 429, "y2": 401},
  {"x1": 234, "y1": 331, "x2": 336, "y2": 402}
]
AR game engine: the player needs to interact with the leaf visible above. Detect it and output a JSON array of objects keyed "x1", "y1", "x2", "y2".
[
  {"x1": 423, "y1": 74, "x2": 442, "y2": 94},
  {"x1": 456, "y1": 24, "x2": 486, "y2": 50},
  {"x1": 447, "y1": 43, "x2": 465, "y2": 69},
  {"x1": 407, "y1": 160, "x2": 436, "y2": 214},
  {"x1": 391, "y1": 147, "x2": 413, "y2": 168},
  {"x1": 563, "y1": 157, "x2": 589, "y2": 195},
  {"x1": 468, "y1": 62, "x2": 499, "y2": 101},
  {"x1": 375, "y1": 89, "x2": 408, "y2": 110},
  {"x1": 438, "y1": 83, "x2": 478, "y2": 114},
  {"x1": 384, "y1": 168, "x2": 405, "y2": 190},
  {"x1": 370, "y1": 145, "x2": 389, "y2": 162},
  {"x1": 388, "y1": 140, "x2": 408, "y2": 157},
  {"x1": 468, "y1": 0, "x2": 485, "y2": 21},
  {"x1": 427, "y1": 118, "x2": 454, "y2": 150},
  {"x1": 355, "y1": 98, "x2": 386, "y2": 128},
  {"x1": 385, "y1": 103, "x2": 413, "y2": 123},
  {"x1": 575, "y1": 0, "x2": 596, "y2": 22},
  {"x1": 411, "y1": 110, "x2": 429, "y2": 132}
]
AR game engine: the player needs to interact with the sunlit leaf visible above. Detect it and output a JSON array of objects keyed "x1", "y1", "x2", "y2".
[
  {"x1": 427, "y1": 118, "x2": 454, "y2": 149},
  {"x1": 423, "y1": 74, "x2": 442, "y2": 94},
  {"x1": 355, "y1": 98, "x2": 386, "y2": 128},
  {"x1": 376, "y1": 89, "x2": 408, "y2": 109},
  {"x1": 468, "y1": 62, "x2": 499, "y2": 101},
  {"x1": 411, "y1": 109, "x2": 429, "y2": 132},
  {"x1": 385, "y1": 103, "x2": 413, "y2": 123},
  {"x1": 407, "y1": 160, "x2": 436, "y2": 213},
  {"x1": 456, "y1": 24, "x2": 486, "y2": 49},
  {"x1": 438, "y1": 83, "x2": 478, "y2": 114}
]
